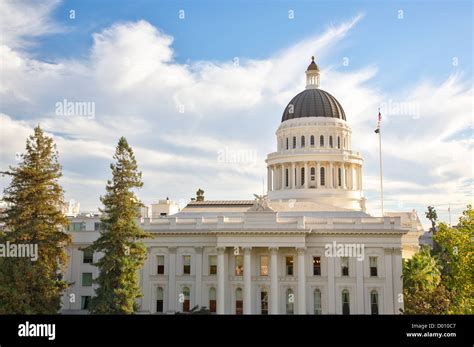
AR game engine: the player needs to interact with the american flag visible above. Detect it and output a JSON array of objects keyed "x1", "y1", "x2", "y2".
[{"x1": 374, "y1": 111, "x2": 382, "y2": 133}]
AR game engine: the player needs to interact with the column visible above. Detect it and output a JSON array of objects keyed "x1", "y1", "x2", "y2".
[
  {"x1": 356, "y1": 258, "x2": 364, "y2": 313},
  {"x1": 393, "y1": 248, "x2": 403, "y2": 314},
  {"x1": 270, "y1": 247, "x2": 279, "y2": 314},
  {"x1": 304, "y1": 162, "x2": 309, "y2": 188},
  {"x1": 329, "y1": 162, "x2": 334, "y2": 188},
  {"x1": 291, "y1": 162, "x2": 296, "y2": 188},
  {"x1": 327, "y1": 256, "x2": 336, "y2": 313},
  {"x1": 243, "y1": 247, "x2": 252, "y2": 314},
  {"x1": 316, "y1": 162, "x2": 321, "y2": 188},
  {"x1": 341, "y1": 162, "x2": 346, "y2": 189},
  {"x1": 281, "y1": 164, "x2": 285, "y2": 189},
  {"x1": 267, "y1": 166, "x2": 272, "y2": 192},
  {"x1": 384, "y1": 248, "x2": 394, "y2": 314},
  {"x1": 297, "y1": 248, "x2": 306, "y2": 314},
  {"x1": 348, "y1": 164, "x2": 353, "y2": 190},
  {"x1": 168, "y1": 247, "x2": 177, "y2": 312},
  {"x1": 195, "y1": 247, "x2": 203, "y2": 308},
  {"x1": 358, "y1": 165, "x2": 362, "y2": 191},
  {"x1": 217, "y1": 247, "x2": 226, "y2": 314}
]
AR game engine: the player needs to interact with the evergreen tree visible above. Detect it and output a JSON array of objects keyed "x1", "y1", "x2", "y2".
[
  {"x1": 88, "y1": 137, "x2": 151, "y2": 314},
  {"x1": 0, "y1": 126, "x2": 70, "y2": 314}
]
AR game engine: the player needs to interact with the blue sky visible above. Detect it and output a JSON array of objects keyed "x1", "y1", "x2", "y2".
[{"x1": 0, "y1": 0, "x2": 472, "y2": 228}]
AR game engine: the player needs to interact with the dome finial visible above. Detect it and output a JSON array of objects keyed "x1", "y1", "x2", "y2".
[{"x1": 311, "y1": 56, "x2": 315, "y2": 62}]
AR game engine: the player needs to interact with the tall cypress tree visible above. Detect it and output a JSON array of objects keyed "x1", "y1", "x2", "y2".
[
  {"x1": 0, "y1": 126, "x2": 70, "y2": 314},
  {"x1": 89, "y1": 137, "x2": 150, "y2": 314}
]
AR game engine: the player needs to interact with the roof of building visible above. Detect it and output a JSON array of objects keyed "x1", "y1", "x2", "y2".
[
  {"x1": 281, "y1": 88, "x2": 346, "y2": 122},
  {"x1": 307, "y1": 56, "x2": 319, "y2": 71},
  {"x1": 185, "y1": 200, "x2": 254, "y2": 207}
]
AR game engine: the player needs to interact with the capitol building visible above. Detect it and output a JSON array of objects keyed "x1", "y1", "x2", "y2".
[{"x1": 61, "y1": 58, "x2": 423, "y2": 315}]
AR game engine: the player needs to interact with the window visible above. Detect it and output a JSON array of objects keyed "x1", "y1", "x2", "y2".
[
  {"x1": 301, "y1": 168, "x2": 305, "y2": 186},
  {"x1": 370, "y1": 257, "x2": 378, "y2": 277},
  {"x1": 341, "y1": 257, "x2": 349, "y2": 276},
  {"x1": 236, "y1": 288, "x2": 243, "y2": 315},
  {"x1": 157, "y1": 255, "x2": 165, "y2": 275},
  {"x1": 235, "y1": 255, "x2": 243, "y2": 275},
  {"x1": 314, "y1": 289, "x2": 322, "y2": 314},
  {"x1": 329, "y1": 136, "x2": 333, "y2": 148},
  {"x1": 209, "y1": 288, "x2": 216, "y2": 313},
  {"x1": 301, "y1": 136, "x2": 305, "y2": 147},
  {"x1": 81, "y1": 296, "x2": 91, "y2": 310},
  {"x1": 338, "y1": 168, "x2": 342, "y2": 187},
  {"x1": 285, "y1": 169, "x2": 289, "y2": 187},
  {"x1": 182, "y1": 287, "x2": 190, "y2": 312},
  {"x1": 337, "y1": 136, "x2": 341, "y2": 149},
  {"x1": 286, "y1": 138, "x2": 289, "y2": 150},
  {"x1": 286, "y1": 288, "x2": 294, "y2": 314},
  {"x1": 310, "y1": 135, "x2": 315, "y2": 146},
  {"x1": 69, "y1": 222, "x2": 85, "y2": 232},
  {"x1": 260, "y1": 255, "x2": 269, "y2": 276},
  {"x1": 94, "y1": 222, "x2": 101, "y2": 231},
  {"x1": 156, "y1": 287, "x2": 164, "y2": 313},
  {"x1": 83, "y1": 249, "x2": 93, "y2": 264},
  {"x1": 342, "y1": 290, "x2": 350, "y2": 315},
  {"x1": 313, "y1": 256, "x2": 321, "y2": 276},
  {"x1": 310, "y1": 167, "x2": 315, "y2": 181},
  {"x1": 371, "y1": 290, "x2": 379, "y2": 315},
  {"x1": 82, "y1": 272, "x2": 92, "y2": 287},
  {"x1": 320, "y1": 135, "x2": 324, "y2": 147},
  {"x1": 209, "y1": 255, "x2": 217, "y2": 275},
  {"x1": 183, "y1": 255, "x2": 191, "y2": 275},
  {"x1": 261, "y1": 290, "x2": 268, "y2": 315},
  {"x1": 285, "y1": 256, "x2": 294, "y2": 276},
  {"x1": 292, "y1": 136, "x2": 296, "y2": 149},
  {"x1": 320, "y1": 167, "x2": 325, "y2": 186}
]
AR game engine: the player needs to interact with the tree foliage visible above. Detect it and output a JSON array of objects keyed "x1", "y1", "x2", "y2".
[
  {"x1": 88, "y1": 137, "x2": 151, "y2": 314},
  {"x1": 0, "y1": 126, "x2": 70, "y2": 314}
]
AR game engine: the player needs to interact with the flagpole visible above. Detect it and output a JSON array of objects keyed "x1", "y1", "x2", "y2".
[{"x1": 378, "y1": 126, "x2": 384, "y2": 217}]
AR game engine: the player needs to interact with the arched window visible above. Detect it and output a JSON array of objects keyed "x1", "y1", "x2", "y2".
[
  {"x1": 337, "y1": 136, "x2": 341, "y2": 149},
  {"x1": 310, "y1": 135, "x2": 315, "y2": 146},
  {"x1": 236, "y1": 288, "x2": 243, "y2": 315},
  {"x1": 329, "y1": 136, "x2": 333, "y2": 148},
  {"x1": 286, "y1": 138, "x2": 289, "y2": 150},
  {"x1": 182, "y1": 287, "x2": 190, "y2": 312},
  {"x1": 338, "y1": 168, "x2": 342, "y2": 187},
  {"x1": 209, "y1": 287, "x2": 216, "y2": 313},
  {"x1": 261, "y1": 289, "x2": 268, "y2": 315},
  {"x1": 310, "y1": 167, "x2": 316, "y2": 181},
  {"x1": 292, "y1": 136, "x2": 296, "y2": 149},
  {"x1": 301, "y1": 167, "x2": 305, "y2": 186},
  {"x1": 320, "y1": 135, "x2": 324, "y2": 147},
  {"x1": 320, "y1": 167, "x2": 325, "y2": 186},
  {"x1": 156, "y1": 287, "x2": 164, "y2": 313},
  {"x1": 301, "y1": 136, "x2": 305, "y2": 147},
  {"x1": 370, "y1": 290, "x2": 379, "y2": 315},
  {"x1": 286, "y1": 288, "x2": 294, "y2": 314},
  {"x1": 342, "y1": 290, "x2": 350, "y2": 315},
  {"x1": 314, "y1": 289, "x2": 322, "y2": 315}
]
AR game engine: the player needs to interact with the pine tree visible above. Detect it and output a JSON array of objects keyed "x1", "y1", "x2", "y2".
[
  {"x1": 88, "y1": 137, "x2": 151, "y2": 314},
  {"x1": 0, "y1": 126, "x2": 70, "y2": 314}
]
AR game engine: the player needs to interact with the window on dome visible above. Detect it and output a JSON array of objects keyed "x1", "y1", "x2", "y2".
[
  {"x1": 286, "y1": 138, "x2": 289, "y2": 150},
  {"x1": 301, "y1": 168, "x2": 305, "y2": 186},
  {"x1": 285, "y1": 169, "x2": 289, "y2": 187},
  {"x1": 338, "y1": 168, "x2": 342, "y2": 187},
  {"x1": 320, "y1": 135, "x2": 324, "y2": 147},
  {"x1": 342, "y1": 290, "x2": 350, "y2": 315},
  {"x1": 293, "y1": 137, "x2": 296, "y2": 149},
  {"x1": 337, "y1": 136, "x2": 341, "y2": 149},
  {"x1": 320, "y1": 167, "x2": 325, "y2": 186},
  {"x1": 310, "y1": 135, "x2": 315, "y2": 146},
  {"x1": 310, "y1": 167, "x2": 316, "y2": 181},
  {"x1": 329, "y1": 136, "x2": 333, "y2": 148},
  {"x1": 301, "y1": 136, "x2": 305, "y2": 147}
]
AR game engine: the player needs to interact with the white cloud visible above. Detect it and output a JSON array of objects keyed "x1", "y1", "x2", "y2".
[{"x1": 0, "y1": 4, "x2": 471, "y2": 225}]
